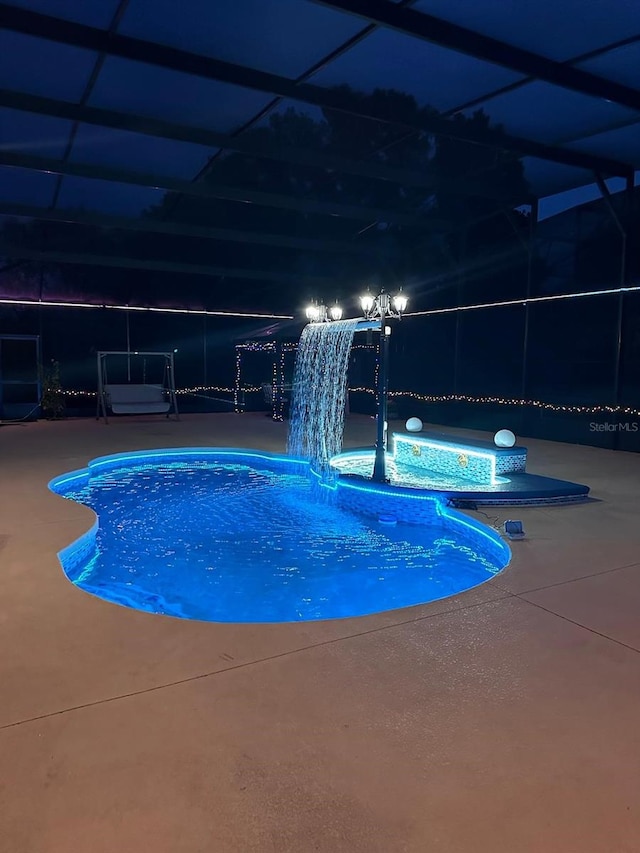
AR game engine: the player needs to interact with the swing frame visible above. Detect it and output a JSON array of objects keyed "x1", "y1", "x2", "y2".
[{"x1": 96, "y1": 350, "x2": 179, "y2": 424}]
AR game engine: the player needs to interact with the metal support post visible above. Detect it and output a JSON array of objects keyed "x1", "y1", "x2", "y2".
[{"x1": 372, "y1": 316, "x2": 390, "y2": 482}]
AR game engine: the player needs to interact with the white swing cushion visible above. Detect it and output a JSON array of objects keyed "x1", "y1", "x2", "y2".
[{"x1": 105, "y1": 384, "x2": 170, "y2": 414}]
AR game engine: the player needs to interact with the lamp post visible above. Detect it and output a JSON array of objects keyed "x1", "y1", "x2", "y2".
[
  {"x1": 360, "y1": 289, "x2": 408, "y2": 482},
  {"x1": 303, "y1": 289, "x2": 407, "y2": 483}
]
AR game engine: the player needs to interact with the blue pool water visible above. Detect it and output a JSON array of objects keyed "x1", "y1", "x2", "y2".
[{"x1": 50, "y1": 450, "x2": 509, "y2": 623}]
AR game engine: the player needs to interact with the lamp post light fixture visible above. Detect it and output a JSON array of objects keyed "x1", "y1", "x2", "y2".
[
  {"x1": 305, "y1": 300, "x2": 344, "y2": 323},
  {"x1": 359, "y1": 289, "x2": 408, "y2": 482},
  {"x1": 305, "y1": 301, "x2": 325, "y2": 323},
  {"x1": 329, "y1": 301, "x2": 343, "y2": 321}
]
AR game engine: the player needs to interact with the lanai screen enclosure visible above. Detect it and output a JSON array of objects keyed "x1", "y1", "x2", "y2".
[{"x1": 0, "y1": 0, "x2": 639, "y2": 448}]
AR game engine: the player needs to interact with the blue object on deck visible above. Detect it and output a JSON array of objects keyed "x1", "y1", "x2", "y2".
[{"x1": 504, "y1": 520, "x2": 526, "y2": 540}]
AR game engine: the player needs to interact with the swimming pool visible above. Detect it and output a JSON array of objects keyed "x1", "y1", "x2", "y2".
[{"x1": 49, "y1": 449, "x2": 510, "y2": 623}]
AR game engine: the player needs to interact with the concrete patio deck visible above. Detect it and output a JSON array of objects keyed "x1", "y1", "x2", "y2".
[{"x1": 1, "y1": 413, "x2": 639, "y2": 853}]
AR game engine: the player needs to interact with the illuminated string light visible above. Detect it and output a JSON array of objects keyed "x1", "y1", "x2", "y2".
[
  {"x1": 237, "y1": 340, "x2": 293, "y2": 420},
  {"x1": 177, "y1": 385, "x2": 261, "y2": 394},
  {"x1": 59, "y1": 387, "x2": 640, "y2": 416},
  {"x1": 0, "y1": 297, "x2": 293, "y2": 320},
  {"x1": 404, "y1": 283, "x2": 640, "y2": 318},
  {"x1": 374, "y1": 338, "x2": 380, "y2": 390},
  {"x1": 236, "y1": 341, "x2": 298, "y2": 352},
  {"x1": 234, "y1": 348, "x2": 243, "y2": 412},
  {"x1": 271, "y1": 350, "x2": 280, "y2": 422},
  {"x1": 235, "y1": 341, "x2": 375, "y2": 353},
  {"x1": 50, "y1": 342, "x2": 379, "y2": 410},
  {"x1": 348, "y1": 388, "x2": 640, "y2": 416},
  {"x1": 43, "y1": 300, "x2": 639, "y2": 417},
  {"x1": 277, "y1": 343, "x2": 286, "y2": 421},
  {"x1": 61, "y1": 385, "x2": 262, "y2": 399}
]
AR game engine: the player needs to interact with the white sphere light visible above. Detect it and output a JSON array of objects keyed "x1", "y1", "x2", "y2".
[
  {"x1": 494, "y1": 429, "x2": 516, "y2": 448},
  {"x1": 406, "y1": 417, "x2": 423, "y2": 433}
]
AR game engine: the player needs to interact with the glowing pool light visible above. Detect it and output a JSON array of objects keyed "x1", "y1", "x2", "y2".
[
  {"x1": 393, "y1": 434, "x2": 501, "y2": 485},
  {"x1": 494, "y1": 429, "x2": 517, "y2": 448}
]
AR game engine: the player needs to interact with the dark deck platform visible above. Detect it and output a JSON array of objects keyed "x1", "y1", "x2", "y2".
[
  {"x1": 332, "y1": 443, "x2": 591, "y2": 506},
  {"x1": 443, "y1": 472, "x2": 591, "y2": 507}
]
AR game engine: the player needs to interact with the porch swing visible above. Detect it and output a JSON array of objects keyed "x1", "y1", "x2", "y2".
[{"x1": 96, "y1": 350, "x2": 179, "y2": 424}]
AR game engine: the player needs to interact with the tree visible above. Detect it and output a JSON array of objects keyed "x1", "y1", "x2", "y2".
[
  {"x1": 1, "y1": 86, "x2": 533, "y2": 312},
  {"x1": 40, "y1": 359, "x2": 65, "y2": 419}
]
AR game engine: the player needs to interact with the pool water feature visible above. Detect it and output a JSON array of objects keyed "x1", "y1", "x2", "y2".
[
  {"x1": 50, "y1": 449, "x2": 510, "y2": 623},
  {"x1": 287, "y1": 318, "x2": 359, "y2": 473}
]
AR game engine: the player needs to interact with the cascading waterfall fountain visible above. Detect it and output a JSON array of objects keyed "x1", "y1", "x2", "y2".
[{"x1": 287, "y1": 318, "x2": 360, "y2": 474}]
